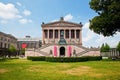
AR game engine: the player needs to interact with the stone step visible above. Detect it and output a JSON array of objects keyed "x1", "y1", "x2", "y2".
[{"x1": 35, "y1": 49, "x2": 50, "y2": 56}]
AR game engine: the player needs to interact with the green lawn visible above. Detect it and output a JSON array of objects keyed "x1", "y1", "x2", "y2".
[{"x1": 0, "y1": 59, "x2": 120, "y2": 80}]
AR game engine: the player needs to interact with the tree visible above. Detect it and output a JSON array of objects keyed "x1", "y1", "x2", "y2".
[
  {"x1": 100, "y1": 43, "x2": 110, "y2": 52},
  {"x1": 21, "y1": 48, "x2": 25, "y2": 55},
  {"x1": 104, "y1": 43, "x2": 110, "y2": 52},
  {"x1": 8, "y1": 45, "x2": 17, "y2": 58},
  {"x1": 117, "y1": 41, "x2": 120, "y2": 56},
  {"x1": 89, "y1": 0, "x2": 120, "y2": 36},
  {"x1": 100, "y1": 43, "x2": 104, "y2": 52}
]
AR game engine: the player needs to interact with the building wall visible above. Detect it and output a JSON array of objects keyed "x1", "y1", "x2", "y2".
[
  {"x1": 0, "y1": 32, "x2": 17, "y2": 49},
  {"x1": 17, "y1": 36, "x2": 42, "y2": 50}
]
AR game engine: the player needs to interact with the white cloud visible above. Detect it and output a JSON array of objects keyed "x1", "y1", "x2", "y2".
[
  {"x1": 51, "y1": 19, "x2": 58, "y2": 22},
  {"x1": 64, "y1": 14, "x2": 73, "y2": 21},
  {"x1": 23, "y1": 9, "x2": 31, "y2": 16},
  {"x1": 83, "y1": 30, "x2": 94, "y2": 42},
  {"x1": 82, "y1": 22, "x2": 120, "y2": 48},
  {"x1": 83, "y1": 22, "x2": 94, "y2": 42},
  {"x1": 0, "y1": 20, "x2": 7, "y2": 24},
  {"x1": 0, "y1": 2, "x2": 33, "y2": 24},
  {"x1": 19, "y1": 18, "x2": 32, "y2": 24},
  {"x1": 96, "y1": 33, "x2": 120, "y2": 48},
  {"x1": 16, "y1": 2, "x2": 22, "y2": 6},
  {"x1": 96, "y1": 35, "x2": 106, "y2": 43},
  {"x1": 83, "y1": 22, "x2": 90, "y2": 29},
  {"x1": 0, "y1": 2, "x2": 21, "y2": 20}
]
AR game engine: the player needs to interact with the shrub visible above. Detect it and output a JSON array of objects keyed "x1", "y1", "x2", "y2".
[
  {"x1": 27, "y1": 56, "x2": 102, "y2": 62},
  {"x1": 46, "y1": 57, "x2": 88, "y2": 62},
  {"x1": 27, "y1": 56, "x2": 45, "y2": 61},
  {"x1": 84, "y1": 56, "x2": 102, "y2": 61}
]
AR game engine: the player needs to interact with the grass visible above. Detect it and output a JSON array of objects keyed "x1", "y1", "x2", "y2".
[{"x1": 0, "y1": 59, "x2": 120, "y2": 80}]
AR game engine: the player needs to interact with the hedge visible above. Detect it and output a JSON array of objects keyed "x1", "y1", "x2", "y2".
[
  {"x1": 27, "y1": 56, "x2": 45, "y2": 61},
  {"x1": 27, "y1": 56, "x2": 102, "y2": 62},
  {"x1": 83, "y1": 56, "x2": 102, "y2": 61},
  {"x1": 45, "y1": 57, "x2": 88, "y2": 62}
]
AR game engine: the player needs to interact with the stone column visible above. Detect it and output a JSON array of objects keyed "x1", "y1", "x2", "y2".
[
  {"x1": 53, "y1": 29, "x2": 55, "y2": 43},
  {"x1": 58, "y1": 30, "x2": 60, "y2": 39},
  {"x1": 48, "y1": 29, "x2": 49, "y2": 44},
  {"x1": 75, "y1": 29, "x2": 76, "y2": 39},
  {"x1": 69, "y1": 29, "x2": 71, "y2": 44},
  {"x1": 53, "y1": 29, "x2": 55, "y2": 39}
]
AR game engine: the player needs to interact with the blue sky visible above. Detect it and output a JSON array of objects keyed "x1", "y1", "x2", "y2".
[{"x1": 0, "y1": 0, "x2": 120, "y2": 47}]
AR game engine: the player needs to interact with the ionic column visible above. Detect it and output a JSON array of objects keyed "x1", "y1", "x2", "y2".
[
  {"x1": 47, "y1": 29, "x2": 49, "y2": 44},
  {"x1": 69, "y1": 29, "x2": 71, "y2": 44},
  {"x1": 53, "y1": 29, "x2": 55, "y2": 43},
  {"x1": 58, "y1": 30, "x2": 60, "y2": 39},
  {"x1": 53, "y1": 29, "x2": 55, "y2": 39},
  {"x1": 75, "y1": 29, "x2": 76, "y2": 39}
]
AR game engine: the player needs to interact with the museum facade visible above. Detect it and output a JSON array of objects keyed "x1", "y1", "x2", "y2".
[{"x1": 35, "y1": 17, "x2": 100, "y2": 57}]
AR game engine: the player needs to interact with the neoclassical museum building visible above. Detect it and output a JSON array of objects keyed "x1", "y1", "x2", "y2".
[{"x1": 33, "y1": 17, "x2": 100, "y2": 57}]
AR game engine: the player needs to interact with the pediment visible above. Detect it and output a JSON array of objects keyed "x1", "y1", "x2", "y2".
[{"x1": 42, "y1": 21, "x2": 82, "y2": 27}]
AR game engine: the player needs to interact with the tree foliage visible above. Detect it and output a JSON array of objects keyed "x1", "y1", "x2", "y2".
[
  {"x1": 8, "y1": 45, "x2": 17, "y2": 58},
  {"x1": 89, "y1": 0, "x2": 120, "y2": 36},
  {"x1": 100, "y1": 43, "x2": 110, "y2": 52},
  {"x1": 21, "y1": 48, "x2": 25, "y2": 55},
  {"x1": 117, "y1": 41, "x2": 120, "y2": 52},
  {"x1": 100, "y1": 43, "x2": 104, "y2": 52},
  {"x1": 104, "y1": 43, "x2": 110, "y2": 52},
  {"x1": 9, "y1": 45, "x2": 16, "y2": 53}
]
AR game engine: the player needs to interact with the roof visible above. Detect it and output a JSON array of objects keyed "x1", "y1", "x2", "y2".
[
  {"x1": 0, "y1": 31, "x2": 17, "y2": 40},
  {"x1": 18, "y1": 37, "x2": 41, "y2": 42},
  {"x1": 41, "y1": 17, "x2": 82, "y2": 27}
]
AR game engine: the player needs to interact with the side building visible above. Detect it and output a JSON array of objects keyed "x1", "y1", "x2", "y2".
[
  {"x1": 0, "y1": 31, "x2": 17, "y2": 49},
  {"x1": 17, "y1": 36, "x2": 42, "y2": 50}
]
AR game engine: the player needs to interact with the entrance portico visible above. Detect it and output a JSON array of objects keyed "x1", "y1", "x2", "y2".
[{"x1": 42, "y1": 17, "x2": 82, "y2": 45}]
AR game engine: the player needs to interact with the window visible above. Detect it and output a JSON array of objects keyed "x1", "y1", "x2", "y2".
[
  {"x1": 65, "y1": 30, "x2": 69, "y2": 38},
  {"x1": 76, "y1": 30, "x2": 80, "y2": 38},
  {"x1": 55, "y1": 30, "x2": 58, "y2": 38},
  {"x1": 4, "y1": 43, "x2": 7, "y2": 48},
  {"x1": 49, "y1": 30, "x2": 53, "y2": 38},
  {"x1": 71, "y1": 30, "x2": 75, "y2": 38}
]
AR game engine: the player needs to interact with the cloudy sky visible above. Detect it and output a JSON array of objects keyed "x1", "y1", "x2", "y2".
[{"x1": 0, "y1": 0, "x2": 120, "y2": 48}]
